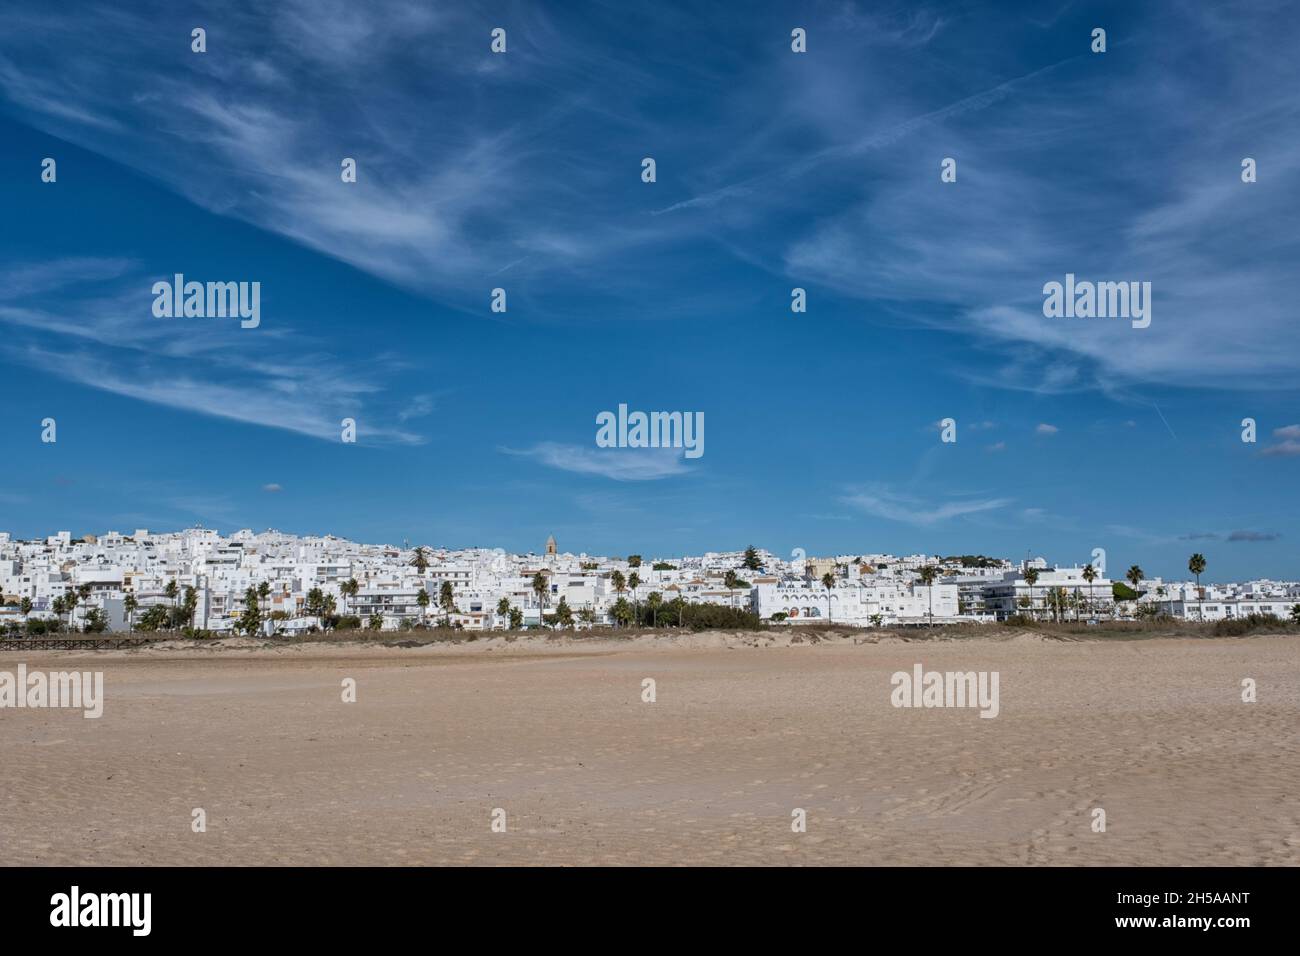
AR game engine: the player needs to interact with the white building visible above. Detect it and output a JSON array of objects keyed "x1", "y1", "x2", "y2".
[{"x1": 1, "y1": 528, "x2": 1293, "y2": 635}]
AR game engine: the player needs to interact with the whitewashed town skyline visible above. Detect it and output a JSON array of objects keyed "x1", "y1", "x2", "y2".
[{"x1": 2, "y1": 526, "x2": 1296, "y2": 635}]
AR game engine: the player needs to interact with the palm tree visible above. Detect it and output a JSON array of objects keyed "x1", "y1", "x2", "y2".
[
  {"x1": 340, "y1": 577, "x2": 359, "y2": 617},
  {"x1": 51, "y1": 595, "x2": 66, "y2": 631},
  {"x1": 610, "y1": 571, "x2": 626, "y2": 626},
  {"x1": 416, "y1": 587, "x2": 430, "y2": 627},
  {"x1": 75, "y1": 583, "x2": 92, "y2": 630},
  {"x1": 410, "y1": 546, "x2": 430, "y2": 573},
  {"x1": 723, "y1": 570, "x2": 738, "y2": 609},
  {"x1": 1123, "y1": 567, "x2": 1144, "y2": 621},
  {"x1": 531, "y1": 572, "x2": 549, "y2": 628},
  {"x1": 1188, "y1": 553, "x2": 1207, "y2": 623},
  {"x1": 1126, "y1": 565, "x2": 1144, "y2": 590},
  {"x1": 439, "y1": 580, "x2": 455, "y2": 627},
  {"x1": 1082, "y1": 563, "x2": 1097, "y2": 618},
  {"x1": 20, "y1": 596, "x2": 33, "y2": 618},
  {"x1": 1023, "y1": 566, "x2": 1039, "y2": 622},
  {"x1": 612, "y1": 598, "x2": 633, "y2": 628},
  {"x1": 496, "y1": 597, "x2": 511, "y2": 629},
  {"x1": 184, "y1": 586, "x2": 198, "y2": 629},
  {"x1": 65, "y1": 590, "x2": 79, "y2": 630},
  {"x1": 164, "y1": 578, "x2": 179, "y2": 622},
  {"x1": 917, "y1": 566, "x2": 938, "y2": 626},
  {"x1": 646, "y1": 591, "x2": 662, "y2": 628},
  {"x1": 821, "y1": 572, "x2": 836, "y2": 623},
  {"x1": 321, "y1": 594, "x2": 337, "y2": 630},
  {"x1": 1050, "y1": 586, "x2": 1070, "y2": 623},
  {"x1": 239, "y1": 586, "x2": 261, "y2": 635},
  {"x1": 628, "y1": 572, "x2": 642, "y2": 623}
]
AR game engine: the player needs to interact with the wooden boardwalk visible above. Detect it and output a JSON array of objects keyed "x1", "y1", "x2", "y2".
[{"x1": 0, "y1": 637, "x2": 162, "y2": 651}]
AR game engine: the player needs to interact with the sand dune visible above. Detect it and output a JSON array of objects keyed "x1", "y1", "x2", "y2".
[{"x1": 2, "y1": 632, "x2": 1296, "y2": 865}]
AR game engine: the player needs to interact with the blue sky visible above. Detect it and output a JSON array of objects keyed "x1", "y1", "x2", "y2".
[{"x1": 1, "y1": 0, "x2": 1298, "y2": 581}]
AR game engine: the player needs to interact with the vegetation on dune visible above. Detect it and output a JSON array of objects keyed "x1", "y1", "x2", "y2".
[
  {"x1": 999, "y1": 614, "x2": 1298, "y2": 640},
  {"x1": 1213, "y1": 612, "x2": 1293, "y2": 637}
]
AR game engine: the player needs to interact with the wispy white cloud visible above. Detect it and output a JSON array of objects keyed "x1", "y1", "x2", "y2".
[
  {"x1": 840, "y1": 483, "x2": 1011, "y2": 526},
  {"x1": 2, "y1": 1, "x2": 1297, "y2": 400},
  {"x1": 0, "y1": 258, "x2": 425, "y2": 445},
  {"x1": 1104, "y1": 524, "x2": 1178, "y2": 547},
  {"x1": 396, "y1": 393, "x2": 437, "y2": 423},
  {"x1": 773, "y1": 10, "x2": 1300, "y2": 394},
  {"x1": 502, "y1": 442, "x2": 690, "y2": 481},
  {"x1": 655, "y1": 54, "x2": 1076, "y2": 217},
  {"x1": 0, "y1": 1, "x2": 681, "y2": 312},
  {"x1": 1260, "y1": 424, "x2": 1300, "y2": 457},
  {"x1": 0, "y1": 258, "x2": 135, "y2": 296}
]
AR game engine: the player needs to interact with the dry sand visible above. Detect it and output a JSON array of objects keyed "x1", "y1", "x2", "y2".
[{"x1": 2, "y1": 630, "x2": 1297, "y2": 865}]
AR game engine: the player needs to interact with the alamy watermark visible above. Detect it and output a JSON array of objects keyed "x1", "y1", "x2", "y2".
[
  {"x1": 596, "y1": 404, "x2": 704, "y2": 459},
  {"x1": 0, "y1": 665, "x2": 103, "y2": 718},
  {"x1": 1042, "y1": 273, "x2": 1150, "y2": 329},
  {"x1": 890, "y1": 663, "x2": 999, "y2": 718},
  {"x1": 152, "y1": 273, "x2": 261, "y2": 329},
  {"x1": 50, "y1": 886, "x2": 150, "y2": 936}
]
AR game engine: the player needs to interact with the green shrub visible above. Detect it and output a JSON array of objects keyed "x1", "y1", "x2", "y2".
[
  {"x1": 1213, "y1": 613, "x2": 1287, "y2": 636},
  {"x1": 677, "y1": 603, "x2": 762, "y2": 631}
]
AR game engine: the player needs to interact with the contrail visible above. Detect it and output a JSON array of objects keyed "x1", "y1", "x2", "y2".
[
  {"x1": 652, "y1": 53, "x2": 1084, "y2": 216},
  {"x1": 1153, "y1": 403, "x2": 1177, "y2": 440}
]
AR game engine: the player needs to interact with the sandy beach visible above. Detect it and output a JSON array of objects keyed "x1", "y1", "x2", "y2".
[{"x1": 2, "y1": 630, "x2": 1297, "y2": 866}]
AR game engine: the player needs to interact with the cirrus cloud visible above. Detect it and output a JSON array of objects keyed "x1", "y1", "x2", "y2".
[{"x1": 501, "y1": 442, "x2": 690, "y2": 482}]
